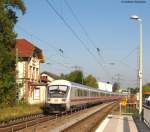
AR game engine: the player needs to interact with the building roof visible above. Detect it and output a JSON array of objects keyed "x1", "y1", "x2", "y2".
[
  {"x1": 41, "y1": 71, "x2": 59, "y2": 80},
  {"x1": 16, "y1": 39, "x2": 44, "y2": 62}
]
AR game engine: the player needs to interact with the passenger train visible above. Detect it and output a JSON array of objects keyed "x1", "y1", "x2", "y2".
[{"x1": 45, "y1": 80, "x2": 126, "y2": 113}]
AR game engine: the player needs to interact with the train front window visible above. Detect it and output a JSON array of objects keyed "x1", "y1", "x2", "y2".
[{"x1": 48, "y1": 85, "x2": 68, "y2": 98}]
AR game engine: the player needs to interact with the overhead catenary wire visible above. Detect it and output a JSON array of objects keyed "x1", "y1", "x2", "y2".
[
  {"x1": 16, "y1": 24, "x2": 89, "y2": 74},
  {"x1": 16, "y1": 25, "x2": 63, "y2": 54},
  {"x1": 63, "y1": 0, "x2": 107, "y2": 63},
  {"x1": 119, "y1": 47, "x2": 138, "y2": 62},
  {"x1": 63, "y1": 0, "x2": 97, "y2": 49},
  {"x1": 16, "y1": 24, "x2": 75, "y2": 64},
  {"x1": 65, "y1": 2, "x2": 138, "y2": 74},
  {"x1": 113, "y1": 47, "x2": 138, "y2": 70},
  {"x1": 45, "y1": 0, "x2": 111, "y2": 77}
]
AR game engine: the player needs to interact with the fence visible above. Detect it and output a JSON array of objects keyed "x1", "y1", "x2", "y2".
[
  {"x1": 119, "y1": 103, "x2": 137, "y2": 115},
  {"x1": 143, "y1": 105, "x2": 150, "y2": 128}
]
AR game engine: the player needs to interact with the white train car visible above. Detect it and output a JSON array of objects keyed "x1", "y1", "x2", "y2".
[{"x1": 45, "y1": 80, "x2": 125, "y2": 113}]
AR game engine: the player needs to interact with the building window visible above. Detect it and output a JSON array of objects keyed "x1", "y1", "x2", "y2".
[
  {"x1": 34, "y1": 88, "x2": 40, "y2": 100},
  {"x1": 29, "y1": 66, "x2": 32, "y2": 79},
  {"x1": 33, "y1": 67, "x2": 35, "y2": 80},
  {"x1": 36, "y1": 68, "x2": 38, "y2": 80}
]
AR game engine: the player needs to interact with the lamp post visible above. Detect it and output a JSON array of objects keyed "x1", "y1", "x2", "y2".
[{"x1": 130, "y1": 15, "x2": 143, "y2": 120}]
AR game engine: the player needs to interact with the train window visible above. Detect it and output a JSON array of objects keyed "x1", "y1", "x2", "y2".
[
  {"x1": 79, "y1": 89, "x2": 81, "y2": 96},
  {"x1": 99, "y1": 92, "x2": 101, "y2": 96},
  {"x1": 81, "y1": 90, "x2": 83, "y2": 96},
  {"x1": 75, "y1": 89, "x2": 78, "y2": 96},
  {"x1": 75, "y1": 89, "x2": 77, "y2": 96},
  {"x1": 74, "y1": 87, "x2": 78, "y2": 97},
  {"x1": 78, "y1": 89, "x2": 81, "y2": 97},
  {"x1": 81, "y1": 89, "x2": 83, "y2": 96},
  {"x1": 48, "y1": 85, "x2": 68, "y2": 98},
  {"x1": 77, "y1": 89, "x2": 80, "y2": 96},
  {"x1": 85, "y1": 90, "x2": 87, "y2": 96},
  {"x1": 96, "y1": 92, "x2": 98, "y2": 96},
  {"x1": 49, "y1": 85, "x2": 58, "y2": 91},
  {"x1": 84, "y1": 90, "x2": 86, "y2": 96},
  {"x1": 78, "y1": 89, "x2": 82, "y2": 97},
  {"x1": 59, "y1": 86, "x2": 68, "y2": 91},
  {"x1": 83, "y1": 90, "x2": 85, "y2": 96}
]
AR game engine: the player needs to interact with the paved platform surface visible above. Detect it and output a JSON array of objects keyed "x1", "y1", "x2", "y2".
[
  {"x1": 96, "y1": 115, "x2": 138, "y2": 132},
  {"x1": 134, "y1": 118, "x2": 150, "y2": 132}
]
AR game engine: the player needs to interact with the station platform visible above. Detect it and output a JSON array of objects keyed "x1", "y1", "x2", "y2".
[{"x1": 96, "y1": 115, "x2": 138, "y2": 132}]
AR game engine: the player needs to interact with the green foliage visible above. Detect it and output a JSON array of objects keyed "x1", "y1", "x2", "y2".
[
  {"x1": 143, "y1": 84, "x2": 150, "y2": 92},
  {"x1": 60, "y1": 70, "x2": 98, "y2": 88},
  {"x1": 60, "y1": 70, "x2": 84, "y2": 84},
  {"x1": 112, "y1": 82, "x2": 120, "y2": 92},
  {"x1": 0, "y1": 0, "x2": 26, "y2": 106},
  {"x1": 0, "y1": 103, "x2": 43, "y2": 121},
  {"x1": 84, "y1": 74, "x2": 98, "y2": 88}
]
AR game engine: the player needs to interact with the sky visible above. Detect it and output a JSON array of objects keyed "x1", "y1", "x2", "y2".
[{"x1": 15, "y1": 0, "x2": 150, "y2": 88}]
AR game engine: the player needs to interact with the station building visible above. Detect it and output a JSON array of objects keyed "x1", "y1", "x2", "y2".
[
  {"x1": 98, "y1": 81, "x2": 112, "y2": 92},
  {"x1": 40, "y1": 71, "x2": 59, "y2": 84},
  {"x1": 15, "y1": 39, "x2": 46, "y2": 104}
]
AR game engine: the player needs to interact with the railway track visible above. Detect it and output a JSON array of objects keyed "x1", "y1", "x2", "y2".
[
  {"x1": 0, "y1": 113, "x2": 44, "y2": 127},
  {"x1": 63, "y1": 102, "x2": 117, "y2": 132},
  {"x1": 0, "y1": 104, "x2": 89, "y2": 132},
  {"x1": 0, "y1": 102, "x2": 117, "y2": 132},
  {"x1": 0, "y1": 114, "x2": 54, "y2": 132},
  {"x1": 37, "y1": 102, "x2": 116, "y2": 132}
]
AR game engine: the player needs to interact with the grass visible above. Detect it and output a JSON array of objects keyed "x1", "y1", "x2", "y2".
[
  {"x1": 132, "y1": 109, "x2": 140, "y2": 119},
  {"x1": 0, "y1": 103, "x2": 44, "y2": 122}
]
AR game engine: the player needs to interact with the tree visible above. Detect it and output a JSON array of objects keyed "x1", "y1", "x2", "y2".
[
  {"x1": 60, "y1": 70, "x2": 84, "y2": 84},
  {"x1": 112, "y1": 82, "x2": 120, "y2": 92},
  {"x1": 60, "y1": 73, "x2": 67, "y2": 79},
  {"x1": 143, "y1": 83, "x2": 150, "y2": 92},
  {"x1": 60, "y1": 70, "x2": 98, "y2": 88},
  {"x1": 84, "y1": 75, "x2": 98, "y2": 88},
  {"x1": 127, "y1": 87, "x2": 139, "y2": 94},
  {"x1": 0, "y1": 0, "x2": 26, "y2": 106}
]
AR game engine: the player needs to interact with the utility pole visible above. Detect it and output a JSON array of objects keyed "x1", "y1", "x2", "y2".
[
  {"x1": 130, "y1": 15, "x2": 143, "y2": 121},
  {"x1": 115, "y1": 73, "x2": 121, "y2": 88}
]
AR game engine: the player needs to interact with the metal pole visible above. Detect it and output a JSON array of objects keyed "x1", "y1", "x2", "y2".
[
  {"x1": 139, "y1": 21, "x2": 143, "y2": 120},
  {"x1": 130, "y1": 15, "x2": 143, "y2": 120}
]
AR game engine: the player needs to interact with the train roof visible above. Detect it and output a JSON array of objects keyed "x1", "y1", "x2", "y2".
[
  {"x1": 49, "y1": 80, "x2": 124, "y2": 95},
  {"x1": 49, "y1": 79, "x2": 93, "y2": 90}
]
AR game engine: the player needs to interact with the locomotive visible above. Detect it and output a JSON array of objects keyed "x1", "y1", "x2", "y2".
[{"x1": 45, "y1": 80, "x2": 126, "y2": 113}]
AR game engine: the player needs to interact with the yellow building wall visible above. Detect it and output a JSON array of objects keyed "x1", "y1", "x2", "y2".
[{"x1": 29, "y1": 85, "x2": 46, "y2": 104}]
